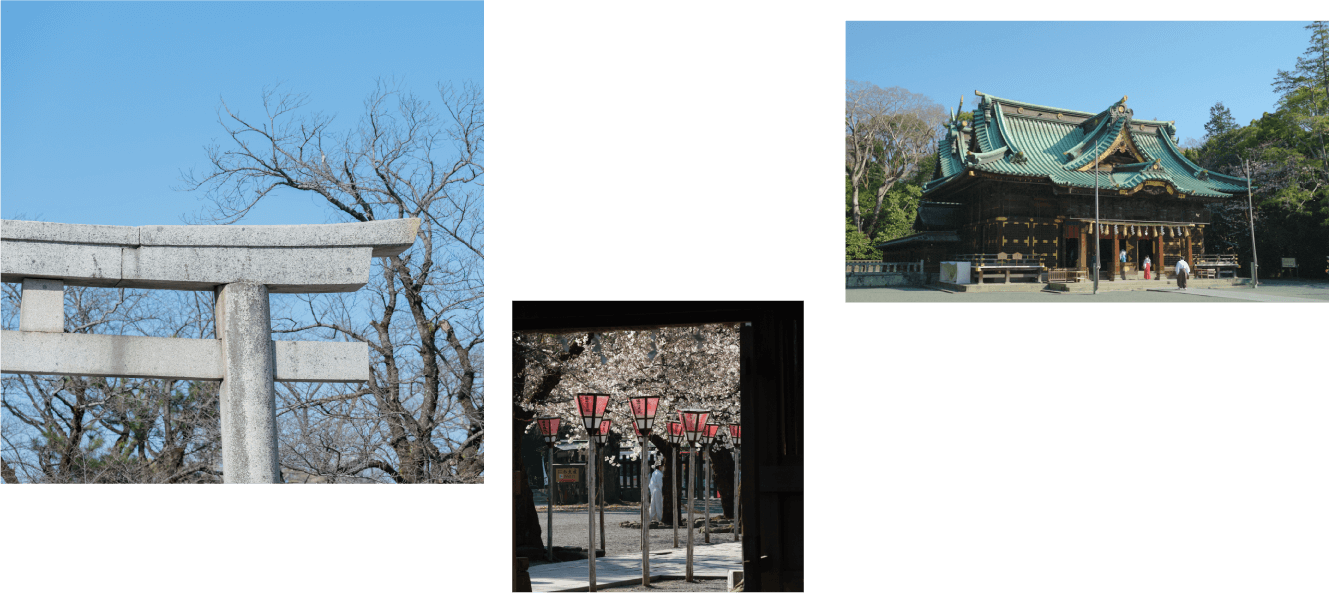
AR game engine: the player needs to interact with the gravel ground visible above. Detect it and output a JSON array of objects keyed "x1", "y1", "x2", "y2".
[
  {"x1": 533, "y1": 501, "x2": 732, "y2": 564},
  {"x1": 1203, "y1": 280, "x2": 1329, "y2": 300},
  {"x1": 847, "y1": 279, "x2": 1329, "y2": 302},
  {"x1": 848, "y1": 287, "x2": 1226, "y2": 302}
]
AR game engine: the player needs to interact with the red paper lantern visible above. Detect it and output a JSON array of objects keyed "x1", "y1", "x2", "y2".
[
  {"x1": 727, "y1": 424, "x2": 741, "y2": 447},
  {"x1": 678, "y1": 409, "x2": 710, "y2": 445},
  {"x1": 536, "y1": 416, "x2": 561, "y2": 447},
  {"x1": 667, "y1": 421, "x2": 684, "y2": 446},
  {"x1": 575, "y1": 393, "x2": 611, "y2": 432},
  {"x1": 628, "y1": 395, "x2": 661, "y2": 435},
  {"x1": 594, "y1": 418, "x2": 612, "y2": 446}
]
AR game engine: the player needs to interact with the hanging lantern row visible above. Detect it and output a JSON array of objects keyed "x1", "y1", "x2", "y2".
[
  {"x1": 547, "y1": 398, "x2": 738, "y2": 444},
  {"x1": 568, "y1": 395, "x2": 743, "y2": 589}
]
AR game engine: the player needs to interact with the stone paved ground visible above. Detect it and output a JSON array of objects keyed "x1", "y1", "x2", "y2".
[
  {"x1": 598, "y1": 577, "x2": 729, "y2": 591},
  {"x1": 528, "y1": 540, "x2": 741, "y2": 593}
]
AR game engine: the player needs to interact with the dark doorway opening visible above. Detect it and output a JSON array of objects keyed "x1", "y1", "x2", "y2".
[
  {"x1": 1064, "y1": 238, "x2": 1080, "y2": 269},
  {"x1": 1137, "y1": 239, "x2": 1156, "y2": 277},
  {"x1": 1098, "y1": 238, "x2": 1114, "y2": 278}
]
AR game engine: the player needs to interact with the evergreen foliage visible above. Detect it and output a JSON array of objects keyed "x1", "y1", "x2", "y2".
[{"x1": 1189, "y1": 21, "x2": 1329, "y2": 278}]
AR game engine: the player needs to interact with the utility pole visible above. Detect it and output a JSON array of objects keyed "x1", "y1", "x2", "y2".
[
  {"x1": 1093, "y1": 142, "x2": 1101, "y2": 295},
  {"x1": 1244, "y1": 158, "x2": 1259, "y2": 288}
]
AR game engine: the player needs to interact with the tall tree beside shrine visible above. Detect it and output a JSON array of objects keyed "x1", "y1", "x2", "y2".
[
  {"x1": 1204, "y1": 102, "x2": 1238, "y2": 138},
  {"x1": 1198, "y1": 102, "x2": 1243, "y2": 172},
  {"x1": 1269, "y1": 21, "x2": 1329, "y2": 222},
  {"x1": 845, "y1": 82, "x2": 946, "y2": 240}
]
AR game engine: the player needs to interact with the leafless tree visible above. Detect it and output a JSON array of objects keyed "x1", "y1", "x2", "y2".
[
  {"x1": 181, "y1": 79, "x2": 484, "y2": 483},
  {"x1": 846, "y1": 81, "x2": 947, "y2": 238},
  {"x1": 2, "y1": 285, "x2": 224, "y2": 484}
]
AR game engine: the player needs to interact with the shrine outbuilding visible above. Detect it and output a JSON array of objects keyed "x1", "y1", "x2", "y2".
[{"x1": 878, "y1": 92, "x2": 1250, "y2": 281}]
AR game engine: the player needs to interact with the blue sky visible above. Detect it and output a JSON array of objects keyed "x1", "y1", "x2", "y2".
[
  {"x1": 2, "y1": 1, "x2": 484, "y2": 474},
  {"x1": 2, "y1": 2, "x2": 482, "y2": 226},
  {"x1": 847, "y1": 22, "x2": 1313, "y2": 145}
]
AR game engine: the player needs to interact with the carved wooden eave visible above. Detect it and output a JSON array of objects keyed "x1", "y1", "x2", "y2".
[
  {"x1": 1051, "y1": 180, "x2": 1188, "y2": 200},
  {"x1": 1075, "y1": 123, "x2": 1150, "y2": 171},
  {"x1": 1119, "y1": 178, "x2": 1184, "y2": 198},
  {"x1": 969, "y1": 169, "x2": 1047, "y2": 185}
]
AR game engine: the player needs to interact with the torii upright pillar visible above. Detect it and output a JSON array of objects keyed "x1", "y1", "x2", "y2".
[{"x1": 216, "y1": 281, "x2": 280, "y2": 483}]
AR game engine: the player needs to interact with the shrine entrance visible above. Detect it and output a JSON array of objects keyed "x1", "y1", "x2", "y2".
[
  {"x1": 1136, "y1": 239, "x2": 1156, "y2": 278},
  {"x1": 1098, "y1": 238, "x2": 1114, "y2": 278}
]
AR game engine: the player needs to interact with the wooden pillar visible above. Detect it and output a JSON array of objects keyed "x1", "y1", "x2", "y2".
[
  {"x1": 515, "y1": 469, "x2": 532, "y2": 592},
  {"x1": 1078, "y1": 224, "x2": 1087, "y2": 270},
  {"x1": 1186, "y1": 231, "x2": 1193, "y2": 265},
  {"x1": 1063, "y1": 220, "x2": 1073, "y2": 269},
  {"x1": 1156, "y1": 229, "x2": 1165, "y2": 280}
]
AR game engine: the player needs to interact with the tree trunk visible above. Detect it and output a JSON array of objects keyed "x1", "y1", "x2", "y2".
[
  {"x1": 711, "y1": 448, "x2": 736, "y2": 519},
  {"x1": 649, "y1": 435, "x2": 683, "y2": 523},
  {"x1": 512, "y1": 404, "x2": 544, "y2": 550}
]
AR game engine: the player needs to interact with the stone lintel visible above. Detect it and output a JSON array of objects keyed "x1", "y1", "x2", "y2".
[
  {"x1": 1, "y1": 218, "x2": 419, "y2": 257},
  {"x1": 138, "y1": 218, "x2": 419, "y2": 257},
  {"x1": 1, "y1": 218, "x2": 420, "y2": 291},
  {"x1": 1, "y1": 245, "x2": 372, "y2": 292}
]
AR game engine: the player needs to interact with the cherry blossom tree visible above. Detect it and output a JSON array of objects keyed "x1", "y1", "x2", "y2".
[{"x1": 513, "y1": 324, "x2": 741, "y2": 544}]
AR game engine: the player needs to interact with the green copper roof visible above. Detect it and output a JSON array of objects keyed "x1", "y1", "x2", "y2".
[{"x1": 927, "y1": 93, "x2": 1249, "y2": 198}]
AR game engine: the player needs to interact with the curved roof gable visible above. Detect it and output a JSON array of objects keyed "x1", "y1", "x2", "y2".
[{"x1": 925, "y1": 93, "x2": 1247, "y2": 199}]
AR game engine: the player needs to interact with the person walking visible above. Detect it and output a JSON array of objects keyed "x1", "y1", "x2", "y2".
[
  {"x1": 1143, "y1": 255, "x2": 1152, "y2": 280},
  {"x1": 1119, "y1": 247, "x2": 1128, "y2": 280},
  {"x1": 1175, "y1": 257, "x2": 1190, "y2": 290},
  {"x1": 648, "y1": 464, "x2": 663, "y2": 524}
]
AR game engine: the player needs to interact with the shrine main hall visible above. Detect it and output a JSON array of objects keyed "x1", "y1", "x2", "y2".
[{"x1": 878, "y1": 92, "x2": 1250, "y2": 280}]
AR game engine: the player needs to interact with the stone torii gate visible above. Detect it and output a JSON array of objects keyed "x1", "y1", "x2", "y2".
[{"x1": 0, "y1": 218, "x2": 419, "y2": 483}]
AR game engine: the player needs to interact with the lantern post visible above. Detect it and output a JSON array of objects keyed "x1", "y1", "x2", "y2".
[
  {"x1": 536, "y1": 416, "x2": 562, "y2": 562},
  {"x1": 632, "y1": 424, "x2": 647, "y2": 553},
  {"x1": 594, "y1": 419, "x2": 612, "y2": 554},
  {"x1": 679, "y1": 408, "x2": 710, "y2": 582},
  {"x1": 628, "y1": 395, "x2": 661, "y2": 587},
  {"x1": 700, "y1": 423, "x2": 720, "y2": 543},
  {"x1": 667, "y1": 420, "x2": 684, "y2": 548},
  {"x1": 575, "y1": 394, "x2": 610, "y2": 592},
  {"x1": 727, "y1": 424, "x2": 741, "y2": 542}
]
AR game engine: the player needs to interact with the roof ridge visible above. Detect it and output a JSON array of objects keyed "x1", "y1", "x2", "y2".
[{"x1": 977, "y1": 92, "x2": 1096, "y2": 117}]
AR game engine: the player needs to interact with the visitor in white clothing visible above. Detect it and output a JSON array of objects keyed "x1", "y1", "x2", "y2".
[{"x1": 1175, "y1": 258, "x2": 1191, "y2": 290}]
